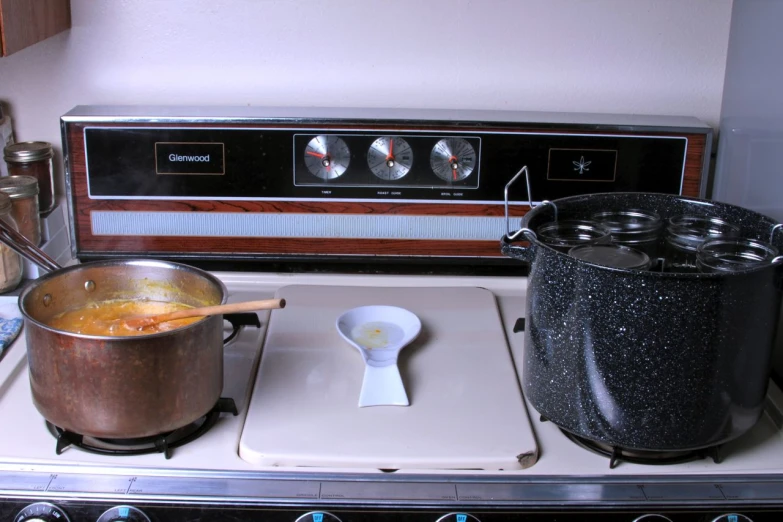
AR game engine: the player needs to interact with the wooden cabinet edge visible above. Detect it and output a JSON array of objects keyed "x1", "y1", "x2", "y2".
[{"x1": 0, "y1": 0, "x2": 71, "y2": 57}]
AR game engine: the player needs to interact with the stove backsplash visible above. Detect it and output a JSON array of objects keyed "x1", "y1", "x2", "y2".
[{"x1": 60, "y1": 106, "x2": 711, "y2": 268}]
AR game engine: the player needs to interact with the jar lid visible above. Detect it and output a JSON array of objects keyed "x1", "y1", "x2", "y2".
[
  {"x1": 3, "y1": 141, "x2": 53, "y2": 163},
  {"x1": 568, "y1": 244, "x2": 652, "y2": 270},
  {"x1": 0, "y1": 192, "x2": 12, "y2": 214},
  {"x1": 0, "y1": 175, "x2": 39, "y2": 198}
]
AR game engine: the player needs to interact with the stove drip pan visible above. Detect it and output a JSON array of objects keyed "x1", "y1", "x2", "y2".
[
  {"x1": 558, "y1": 427, "x2": 723, "y2": 469},
  {"x1": 48, "y1": 398, "x2": 238, "y2": 459}
]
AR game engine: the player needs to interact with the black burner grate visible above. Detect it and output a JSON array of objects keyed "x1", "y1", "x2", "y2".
[
  {"x1": 557, "y1": 425, "x2": 722, "y2": 469},
  {"x1": 48, "y1": 398, "x2": 238, "y2": 459}
]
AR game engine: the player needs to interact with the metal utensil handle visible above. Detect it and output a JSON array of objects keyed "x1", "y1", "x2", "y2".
[{"x1": 0, "y1": 218, "x2": 61, "y2": 272}]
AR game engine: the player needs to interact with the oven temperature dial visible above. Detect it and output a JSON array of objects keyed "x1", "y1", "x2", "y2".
[
  {"x1": 96, "y1": 505, "x2": 150, "y2": 522},
  {"x1": 14, "y1": 502, "x2": 70, "y2": 522},
  {"x1": 710, "y1": 515, "x2": 753, "y2": 522}
]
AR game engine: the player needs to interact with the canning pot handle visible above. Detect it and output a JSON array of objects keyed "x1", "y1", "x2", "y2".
[
  {"x1": 0, "y1": 217, "x2": 61, "y2": 272},
  {"x1": 502, "y1": 165, "x2": 540, "y2": 262},
  {"x1": 504, "y1": 165, "x2": 537, "y2": 242}
]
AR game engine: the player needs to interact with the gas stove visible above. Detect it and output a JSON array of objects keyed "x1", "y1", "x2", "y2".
[
  {"x1": 1, "y1": 272, "x2": 783, "y2": 522},
  {"x1": 1, "y1": 107, "x2": 779, "y2": 521}
]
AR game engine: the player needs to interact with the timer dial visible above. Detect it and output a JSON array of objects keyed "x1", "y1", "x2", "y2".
[
  {"x1": 304, "y1": 135, "x2": 351, "y2": 180},
  {"x1": 430, "y1": 138, "x2": 477, "y2": 182},
  {"x1": 367, "y1": 136, "x2": 413, "y2": 180},
  {"x1": 14, "y1": 502, "x2": 70, "y2": 522}
]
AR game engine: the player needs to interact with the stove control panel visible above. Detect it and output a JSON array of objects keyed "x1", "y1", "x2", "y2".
[
  {"x1": 61, "y1": 106, "x2": 712, "y2": 262},
  {"x1": 3, "y1": 501, "x2": 777, "y2": 522}
]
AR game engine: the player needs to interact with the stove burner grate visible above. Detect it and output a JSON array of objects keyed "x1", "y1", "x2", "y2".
[
  {"x1": 558, "y1": 426, "x2": 723, "y2": 469},
  {"x1": 48, "y1": 398, "x2": 238, "y2": 459}
]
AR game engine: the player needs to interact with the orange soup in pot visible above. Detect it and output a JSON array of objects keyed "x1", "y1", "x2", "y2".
[{"x1": 47, "y1": 299, "x2": 199, "y2": 336}]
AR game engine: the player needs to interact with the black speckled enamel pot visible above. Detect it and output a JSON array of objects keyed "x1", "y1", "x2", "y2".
[{"x1": 501, "y1": 192, "x2": 783, "y2": 451}]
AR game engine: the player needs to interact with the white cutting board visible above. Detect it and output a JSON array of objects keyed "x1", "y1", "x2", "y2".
[{"x1": 239, "y1": 285, "x2": 537, "y2": 470}]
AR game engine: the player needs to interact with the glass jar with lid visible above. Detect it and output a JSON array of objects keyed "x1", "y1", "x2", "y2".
[
  {"x1": 0, "y1": 193, "x2": 22, "y2": 293},
  {"x1": 0, "y1": 175, "x2": 41, "y2": 246},
  {"x1": 3, "y1": 141, "x2": 55, "y2": 213}
]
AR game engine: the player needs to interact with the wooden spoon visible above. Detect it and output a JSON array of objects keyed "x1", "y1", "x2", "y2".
[{"x1": 115, "y1": 298, "x2": 286, "y2": 330}]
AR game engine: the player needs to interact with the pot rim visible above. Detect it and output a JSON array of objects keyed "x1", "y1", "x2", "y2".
[
  {"x1": 517, "y1": 191, "x2": 783, "y2": 277},
  {"x1": 18, "y1": 258, "x2": 229, "y2": 340}
]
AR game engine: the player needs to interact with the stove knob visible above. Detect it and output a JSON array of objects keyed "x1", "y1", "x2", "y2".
[
  {"x1": 632, "y1": 516, "x2": 673, "y2": 521},
  {"x1": 710, "y1": 515, "x2": 753, "y2": 522},
  {"x1": 14, "y1": 502, "x2": 71, "y2": 522},
  {"x1": 96, "y1": 505, "x2": 150, "y2": 522},
  {"x1": 435, "y1": 513, "x2": 481, "y2": 522},
  {"x1": 295, "y1": 512, "x2": 342, "y2": 522}
]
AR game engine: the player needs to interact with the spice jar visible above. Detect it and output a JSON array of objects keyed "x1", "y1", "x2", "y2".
[
  {"x1": 536, "y1": 219, "x2": 611, "y2": 253},
  {"x1": 3, "y1": 141, "x2": 55, "y2": 213},
  {"x1": 0, "y1": 175, "x2": 41, "y2": 246},
  {"x1": 0, "y1": 193, "x2": 22, "y2": 293}
]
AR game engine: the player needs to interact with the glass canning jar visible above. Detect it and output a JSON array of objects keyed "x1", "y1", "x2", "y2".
[
  {"x1": 0, "y1": 175, "x2": 41, "y2": 246},
  {"x1": 696, "y1": 237, "x2": 779, "y2": 273},
  {"x1": 664, "y1": 215, "x2": 741, "y2": 272},
  {"x1": 3, "y1": 141, "x2": 55, "y2": 213},
  {"x1": 536, "y1": 219, "x2": 612, "y2": 253},
  {"x1": 591, "y1": 209, "x2": 663, "y2": 258},
  {"x1": 568, "y1": 243, "x2": 652, "y2": 270},
  {"x1": 0, "y1": 193, "x2": 22, "y2": 293}
]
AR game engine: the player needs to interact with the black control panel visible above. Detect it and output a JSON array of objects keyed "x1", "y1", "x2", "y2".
[
  {"x1": 83, "y1": 127, "x2": 688, "y2": 203},
  {"x1": 1, "y1": 499, "x2": 779, "y2": 522}
]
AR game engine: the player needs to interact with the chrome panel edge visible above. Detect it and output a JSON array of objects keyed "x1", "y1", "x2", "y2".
[{"x1": 2, "y1": 466, "x2": 783, "y2": 507}]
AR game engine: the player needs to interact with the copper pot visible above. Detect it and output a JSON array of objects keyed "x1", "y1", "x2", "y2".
[{"x1": 18, "y1": 259, "x2": 227, "y2": 439}]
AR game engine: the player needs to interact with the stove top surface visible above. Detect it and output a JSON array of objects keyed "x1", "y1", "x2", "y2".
[{"x1": 2, "y1": 272, "x2": 783, "y2": 519}]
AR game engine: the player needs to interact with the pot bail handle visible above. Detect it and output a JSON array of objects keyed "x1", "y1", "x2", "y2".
[
  {"x1": 504, "y1": 165, "x2": 536, "y2": 242},
  {"x1": 0, "y1": 217, "x2": 61, "y2": 272},
  {"x1": 504, "y1": 165, "x2": 557, "y2": 242}
]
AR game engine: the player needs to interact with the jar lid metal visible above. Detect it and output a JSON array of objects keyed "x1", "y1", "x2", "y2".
[
  {"x1": 0, "y1": 192, "x2": 12, "y2": 214},
  {"x1": 0, "y1": 175, "x2": 39, "y2": 198},
  {"x1": 568, "y1": 243, "x2": 652, "y2": 270},
  {"x1": 3, "y1": 141, "x2": 54, "y2": 163}
]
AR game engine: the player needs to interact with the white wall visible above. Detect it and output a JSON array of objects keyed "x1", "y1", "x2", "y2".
[{"x1": 0, "y1": 0, "x2": 732, "y2": 194}]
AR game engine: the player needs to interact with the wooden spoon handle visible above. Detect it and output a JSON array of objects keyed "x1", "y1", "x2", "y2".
[{"x1": 126, "y1": 298, "x2": 286, "y2": 328}]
